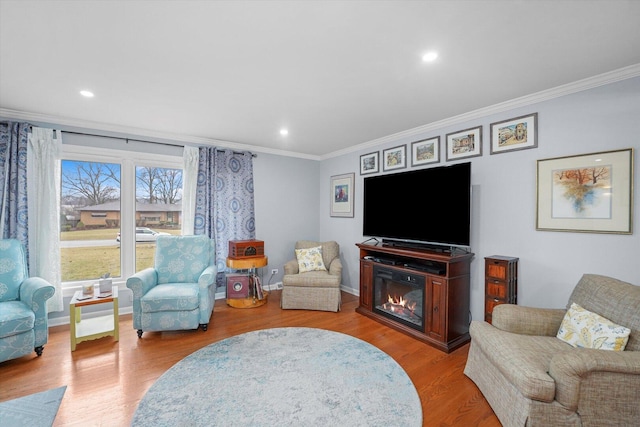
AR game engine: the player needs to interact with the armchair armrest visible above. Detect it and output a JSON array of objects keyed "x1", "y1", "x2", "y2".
[
  {"x1": 492, "y1": 304, "x2": 566, "y2": 336},
  {"x1": 328, "y1": 258, "x2": 342, "y2": 277},
  {"x1": 126, "y1": 267, "x2": 158, "y2": 300},
  {"x1": 19, "y1": 276, "x2": 55, "y2": 309},
  {"x1": 549, "y1": 349, "x2": 640, "y2": 411},
  {"x1": 284, "y1": 259, "x2": 298, "y2": 275},
  {"x1": 198, "y1": 265, "x2": 217, "y2": 288}
]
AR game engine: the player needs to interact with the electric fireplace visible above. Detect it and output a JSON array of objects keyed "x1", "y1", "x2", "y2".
[{"x1": 372, "y1": 264, "x2": 425, "y2": 332}]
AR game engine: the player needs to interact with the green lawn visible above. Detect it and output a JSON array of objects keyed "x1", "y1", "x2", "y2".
[{"x1": 60, "y1": 228, "x2": 181, "y2": 281}]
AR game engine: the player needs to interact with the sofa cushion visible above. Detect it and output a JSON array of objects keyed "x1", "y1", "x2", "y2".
[
  {"x1": 295, "y1": 246, "x2": 327, "y2": 273},
  {"x1": 0, "y1": 301, "x2": 35, "y2": 339},
  {"x1": 469, "y1": 321, "x2": 572, "y2": 402},
  {"x1": 140, "y1": 283, "x2": 199, "y2": 313},
  {"x1": 0, "y1": 239, "x2": 28, "y2": 302},
  {"x1": 155, "y1": 235, "x2": 212, "y2": 284},
  {"x1": 283, "y1": 270, "x2": 341, "y2": 288},
  {"x1": 557, "y1": 303, "x2": 630, "y2": 351},
  {"x1": 568, "y1": 274, "x2": 640, "y2": 351}
]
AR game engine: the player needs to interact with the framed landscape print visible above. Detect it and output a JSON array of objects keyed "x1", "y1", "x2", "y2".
[
  {"x1": 383, "y1": 145, "x2": 406, "y2": 171},
  {"x1": 490, "y1": 113, "x2": 538, "y2": 154},
  {"x1": 536, "y1": 148, "x2": 633, "y2": 233},
  {"x1": 411, "y1": 137, "x2": 440, "y2": 166},
  {"x1": 360, "y1": 151, "x2": 379, "y2": 175},
  {"x1": 446, "y1": 126, "x2": 482, "y2": 161},
  {"x1": 330, "y1": 173, "x2": 355, "y2": 217}
]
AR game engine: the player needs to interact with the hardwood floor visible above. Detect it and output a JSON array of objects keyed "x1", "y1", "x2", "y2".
[{"x1": 0, "y1": 291, "x2": 500, "y2": 426}]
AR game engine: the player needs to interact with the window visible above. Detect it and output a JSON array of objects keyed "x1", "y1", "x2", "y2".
[{"x1": 60, "y1": 141, "x2": 183, "y2": 289}]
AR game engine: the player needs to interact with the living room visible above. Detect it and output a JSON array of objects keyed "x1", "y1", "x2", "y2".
[{"x1": 1, "y1": 1, "x2": 639, "y2": 425}]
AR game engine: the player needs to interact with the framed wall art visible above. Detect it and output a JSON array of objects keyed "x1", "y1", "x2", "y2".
[
  {"x1": 330, "y1": 172, "x2": 355, "y2": 217},
  {"x1": 446, "y1": 126, "x2": 482, "y2": 161},
  {"x1": 490, "y1": 113, "x2": 538, "y2": 154},
  {"x1": 411, "y1": 137, "x2": 440, "y2": 166},
  {"x1": 536, "y1": 148, "x2": 633, "y2": 234},
  {"x1": 383, "y1": 145, "x2": 406, "y2": 171},
  {"x1": 360, "y1": 151, "x2": 379, "y2": 175}
]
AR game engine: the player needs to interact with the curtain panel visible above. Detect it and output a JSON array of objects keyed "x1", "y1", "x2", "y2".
[
  {"x1": 27, "y1": 127, "x2": 63, "y2": 312},
  {"x1": 0, "y1": 122, "x2": 29, "y2": 244},
  {"x1": 194, "y1": 148, "x2": 255, "y2": 288},
  {"x1": 181, "y1": 146, "x2": 199, "y2": 235}
]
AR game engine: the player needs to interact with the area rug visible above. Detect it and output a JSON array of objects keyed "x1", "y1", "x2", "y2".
[
  {"x1": 0, "y1": 386, "x2": 66, "y2": 427},
  {"x1": 132, "y1": 327, "x2": 422, "y2": 426}
]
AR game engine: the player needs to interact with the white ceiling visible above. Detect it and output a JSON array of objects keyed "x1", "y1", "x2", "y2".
[{"x1": 1, "y1": 0, "x2": 640, "y2": 158}]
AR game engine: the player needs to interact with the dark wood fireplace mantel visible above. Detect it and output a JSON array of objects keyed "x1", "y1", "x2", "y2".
[{"x1": 356, "y1": 243, "x2": 474, "y2": 353}]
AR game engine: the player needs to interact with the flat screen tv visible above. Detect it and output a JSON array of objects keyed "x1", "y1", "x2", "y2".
[{"x1": 362, "y1": 162, "x2": 471, "y2": 251}]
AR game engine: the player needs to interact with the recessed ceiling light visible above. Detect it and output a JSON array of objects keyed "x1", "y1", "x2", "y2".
[
  {"x1": 280, "y1": 129, "x2": 289, "y2": 136},
  {"x1": 422, "y1": 51, "x2": 438, "y2": 62},
  {"x1": 80, "y1": 90, "x2": 94, "y2": 98}
]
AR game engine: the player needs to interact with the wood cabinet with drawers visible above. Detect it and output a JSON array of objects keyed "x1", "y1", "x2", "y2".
[{"x1": 484, "y1": 256, "x2": 518, "y2": 323}]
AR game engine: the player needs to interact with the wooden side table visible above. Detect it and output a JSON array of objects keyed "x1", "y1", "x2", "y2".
[
  {"x1": 484, "y1": 256, "x2": 518, "y2": 324},
  {"x1": 226, "y1": 256, "x2": 268, "y2": 308},
  {"x1": 70, "y1": 286, "x2": 119, "y2": 351}
]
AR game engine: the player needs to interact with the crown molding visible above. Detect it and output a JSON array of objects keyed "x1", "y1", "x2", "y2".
[
  {"x1": 2, "y1": 64, "x2": 638, "y2": 162},
  {"x1": 322, "y1": 63, "x2": 640, "y2": 160}
]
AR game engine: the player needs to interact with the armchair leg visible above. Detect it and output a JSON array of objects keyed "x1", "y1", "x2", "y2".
[
  {"x1": 137, "y1": 329, "x2": 143, "y2": 338},
  {"x1": 35, "y1": 346, "x2": 44, "y2": 357},
  {"x1": 200, "y1": 323, "x2": 208, "y2": 332}
]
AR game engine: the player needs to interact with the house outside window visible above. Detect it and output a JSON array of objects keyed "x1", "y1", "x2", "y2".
[{"x1": 60, "y1": 142, "x2": 183, "y2": 291}]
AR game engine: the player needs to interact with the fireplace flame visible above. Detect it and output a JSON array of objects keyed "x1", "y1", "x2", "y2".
[{"x1": 384, "y1": 294, "x2": 417, "y2": 315}]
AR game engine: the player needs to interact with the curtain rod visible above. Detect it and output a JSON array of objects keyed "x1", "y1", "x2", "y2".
[{"x1": 60, "y1": 130, "x2": 257, "y2": 157}]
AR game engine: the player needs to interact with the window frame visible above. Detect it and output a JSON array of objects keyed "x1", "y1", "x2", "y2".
[{"x1": 61, "y1": 144, "x2": 183, "y2": 296}]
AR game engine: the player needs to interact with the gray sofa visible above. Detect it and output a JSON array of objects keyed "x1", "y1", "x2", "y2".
[{"x1": 464, "y1": 274, "x2": 640, "y2": 426}]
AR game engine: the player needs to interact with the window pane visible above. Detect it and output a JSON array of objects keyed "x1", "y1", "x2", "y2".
[
  {"x1": 135, "y1": 165, "x2": 183, "y2": 272},
  {"x1": 60, "y1": 160, "x2": 121, "y2": 281}
]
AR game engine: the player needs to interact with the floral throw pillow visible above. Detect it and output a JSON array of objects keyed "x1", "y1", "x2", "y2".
[
  {"x1": 557, "y1": 303, "x2": 631, "y2": 351},
  {"x1": 295, "y1": 246, "x2": 327, "y2": 273}
]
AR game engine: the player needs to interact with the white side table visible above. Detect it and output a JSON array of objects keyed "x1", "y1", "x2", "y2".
[{"x1": 70, "y1": 286, "x2": 119, "y2": 351}]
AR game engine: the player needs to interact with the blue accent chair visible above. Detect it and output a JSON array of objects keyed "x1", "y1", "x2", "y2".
[
  {"x1": 0, "y1": 239, "x2": 55, "y2": 362},
  {"x1": 126, "y1": 235, "x2": 217, "y2": 338}
]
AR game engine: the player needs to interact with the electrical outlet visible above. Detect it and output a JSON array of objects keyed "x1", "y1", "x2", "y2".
[{"x1": 271, "y1": 269, "x2": 278, "y2": 275}]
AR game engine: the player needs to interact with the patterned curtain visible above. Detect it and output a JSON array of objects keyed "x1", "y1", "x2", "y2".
[
  {"x1": 0, "y1": 122, "x2": 30, "y2": 246},
  {"x1": 194, "y1": 148, "x2": 255, "y2": 288}
]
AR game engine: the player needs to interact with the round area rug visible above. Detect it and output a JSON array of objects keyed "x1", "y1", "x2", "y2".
[{"x1": 132, "y1": 327, "x2": 422, "y2": 426}]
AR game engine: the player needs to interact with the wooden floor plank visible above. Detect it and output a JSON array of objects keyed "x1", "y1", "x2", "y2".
[{"x1": 0, "y1": 291, "x2": 499, "y2": 426}]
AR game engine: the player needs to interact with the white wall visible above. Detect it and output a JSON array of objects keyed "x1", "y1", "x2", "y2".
[
  {"x1": 320, "y1": 76, "x2": 640, "y2": 323},
  {"x1": 253, "y1": 153, "x2": 320, "y2": 283}
]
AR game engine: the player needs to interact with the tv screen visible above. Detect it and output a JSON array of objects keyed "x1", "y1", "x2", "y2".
[{"x1": 363, "y1": 162, "x2": 471, "y2": 249}]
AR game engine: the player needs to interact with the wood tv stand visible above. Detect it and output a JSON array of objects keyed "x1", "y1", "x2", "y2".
[{"x1": 356, "y1": 243, "x2": 474, "y2": 353}]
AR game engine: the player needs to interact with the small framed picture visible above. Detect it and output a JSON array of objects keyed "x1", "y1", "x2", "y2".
[
  {"x1": 446, "y1": 126, "x2": 482, "y2": 161},
  {"x1": 382, "y1": 145, "x2": 406, "y2": 171},
  {"x1": 490, "y1": 113, "x2": 538, "y2": 155},
  {"x1": 330, "y1": 173, "x2": 355, "y2": 217},
  {"x1": 536, "y1": 148, "x2": 633, "y2": 234},
  {"x1": 360, "y1": 151, "x2": 379, "y2": 175},
  {"x1": 411, "y1": 137, "x2": 440, "y2": 166}
]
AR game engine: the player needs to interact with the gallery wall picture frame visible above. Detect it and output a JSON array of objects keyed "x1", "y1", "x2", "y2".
[
  {"x1": 382, "y1": 145, "x2": 407, "y2": 171},
  {"x1": 360, "y1": 151, "x2": 379, "y2": 175},
  {"x1": 490, "y1": 113, "x2": 538, "y2": 155},
  {"x1": 446, "y1": 126, "x2": 482, "y2": 161},
  {"x1": 411, "y1": 137, "x2": 440, "y2": 166},
  {"x1": 330, "y1": 172, "x2": 355, "y2": 218},
  {"x1": 536, "y1": 148, "x2": 633, "y2": 234}
]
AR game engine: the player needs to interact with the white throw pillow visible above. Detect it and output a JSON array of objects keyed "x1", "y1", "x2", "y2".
[
  {"x1": 557, "y1": 303, "x2": 630, "y2": 351},
  {"x1": 295, "y1": 246, "x2": 327, "y2": 273}
]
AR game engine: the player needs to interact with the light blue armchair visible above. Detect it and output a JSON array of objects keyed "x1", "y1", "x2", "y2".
[
  {"x1": 126, "y1": 235, "x2": 217, "y2": 338},
  {"x1": 0, "y1": 239, "x2": 55, "y2": 362}
]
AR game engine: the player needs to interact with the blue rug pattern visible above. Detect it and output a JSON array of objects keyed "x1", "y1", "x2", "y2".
[
  {"x1": 0, "y1": 385, "x2": 66, "y2": 427},
  {"x1": 132, "y1": 327, "x2": 422, "y2": 426}
]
